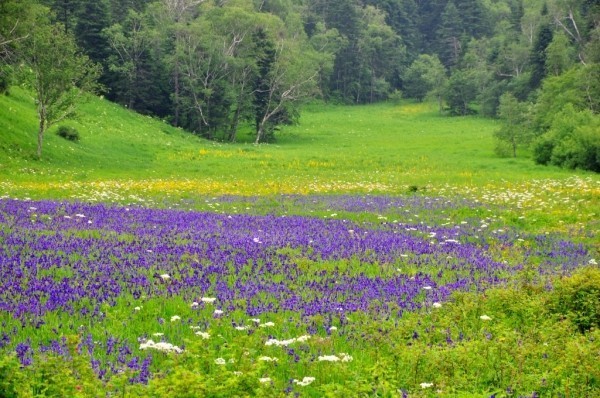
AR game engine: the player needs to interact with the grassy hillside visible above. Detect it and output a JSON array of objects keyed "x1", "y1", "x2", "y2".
[{"x1": 0, "y1": 87, "x2": 597, "y2": 201}]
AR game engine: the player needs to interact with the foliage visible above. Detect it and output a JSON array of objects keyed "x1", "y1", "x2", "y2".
[
  {"x1": 494, "y1": 93, "x2": 531, "y2": 157},
  {"x1": 1, "y1": 270, "x2": 600, "y2": 396},
  {"x1": 16, "y1": 6, "x2": 100, "y2": 159},
  {"x1": 444, "y1": 69, "x2": 477, "y2": 115},
  {"x1": 550, "y1": 267, "x2": 600, "y2": 333},
  {"x1": 56, "y1": 125, "x2": 80, "y2": 142},
  {"x1": 533, "y1": 105, "x2": 600, "y2": 171}
]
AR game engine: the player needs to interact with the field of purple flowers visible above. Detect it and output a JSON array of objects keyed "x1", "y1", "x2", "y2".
[{"x1": 1, "y1": 195, "x2": 598, "y2": 396}]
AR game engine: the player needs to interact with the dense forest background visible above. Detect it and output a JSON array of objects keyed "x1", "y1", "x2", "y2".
[{"x1": 1, "y1": 0, "x2": 599, "y2": 170}]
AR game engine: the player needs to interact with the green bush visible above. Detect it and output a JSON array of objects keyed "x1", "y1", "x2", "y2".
[
  {"x1": 532, "y1": 105, "x2": 600, "y2": 171},
  {"x1": 550, "y1": 267, "x2": 600, "y2": 333},
  {"x1": 532, "y1": 135, "x2": 555, "y2": 165},
  {"x1": 56, "y1": 125, "x2": 80, "y2": 142},
  {"x1": 0, "y1": 72, "x2": 9, "y2": 95}
]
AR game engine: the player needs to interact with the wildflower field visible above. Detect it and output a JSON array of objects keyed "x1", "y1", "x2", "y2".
[{"x1": 1, "y1": 92, "x2": 599, "y2": 396}]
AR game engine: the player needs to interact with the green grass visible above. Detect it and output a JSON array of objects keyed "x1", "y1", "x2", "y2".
[
  {"x1": 1, "y1": 87, "x2": 599, "y2": 396},
  {"x1": 1, "y1": 87, "x2": 593, "y2": 193}
]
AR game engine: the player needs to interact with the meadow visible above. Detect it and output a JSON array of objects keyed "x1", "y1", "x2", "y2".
[{"x1": 0, "y1": 89, "x2": 599, "y2": 397}]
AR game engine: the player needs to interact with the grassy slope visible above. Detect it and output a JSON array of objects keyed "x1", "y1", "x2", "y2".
[{"x1": 0, "y1": 87, "x2": 597, "y2": 200}]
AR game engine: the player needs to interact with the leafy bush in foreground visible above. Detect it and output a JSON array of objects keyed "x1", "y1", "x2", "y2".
[
  {"x1": 551, "y1": 267, "x2": 600, "y2": 333},
  {"x1": 1, "y1": 270, "x2": 599, "y2": 397}
]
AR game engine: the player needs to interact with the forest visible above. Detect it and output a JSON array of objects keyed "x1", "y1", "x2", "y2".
[{"x1": 1, "y1": 0, "x2": 599, "y2": 170}]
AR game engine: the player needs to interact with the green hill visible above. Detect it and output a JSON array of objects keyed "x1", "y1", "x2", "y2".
[{"x1": 0, "y1": 86, "x2": 594, "y2": 202}]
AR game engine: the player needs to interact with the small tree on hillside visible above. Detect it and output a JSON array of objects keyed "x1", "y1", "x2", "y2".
[
  {"x1": 494, "y1": 93, "x2": 530, "y2": 158},
  {"x1": 19, "y1": 11, "x2": 100, "y2": 159}
]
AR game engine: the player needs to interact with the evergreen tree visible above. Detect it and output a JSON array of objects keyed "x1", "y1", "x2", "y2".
[
  {"x1": 252, "y1": 27, "x2": 276, "y2": 137},
  {"x1": 417, "y1": 0, "x2": 448, "y2": 51},
  {"x1": 436, "y1": 1, "x2": 464, "y2": 68},
  {"x1": 75, "y1": 0, "x2": 111, "y2": 87},
  {"x1": 509, "y1": 0, "x2": 525, "y2": 33},
  {"x1": 41, "y1": 0, "x2": 81, "y2": 33},
  {"x1": 455, "y1": 0, "x2": 489, "y2": 38},
  {"x1": 529, "y1": 23, "x2": 553, "y2": 91}
]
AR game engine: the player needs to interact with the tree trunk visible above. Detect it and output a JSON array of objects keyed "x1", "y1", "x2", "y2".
[
  {"x1": 255, "y1": 122, "x2": 265, "y2": 144},
  {"x1": 173, "y1": 60, "x2": 180, "y2": 126},
  {"x1": 37, "y1": 115, "x2": 46, "y2": 160}
]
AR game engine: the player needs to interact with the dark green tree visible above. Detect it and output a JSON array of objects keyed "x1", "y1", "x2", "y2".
[
  {"x1": 74, "y1": 0, "x2": 112, "y2": 86},
  {"x1": 444, "y1": 69, "x2": 478, "y2": 115},
  {"x1": 436, "y1": 1, "x2": 464, "y2": 68},
  {"x1": 41, "y1": 0, "x2": 81, "y2": 33},
  {"x1": 455, "y1": 0, "x2": 490, "y2": 38},
  {"x1": 252, "y1": 27, "x2": 277, "y2": 139},
  {"x1": 529, "y1": 23, "x2": 553, "y2": 90}
]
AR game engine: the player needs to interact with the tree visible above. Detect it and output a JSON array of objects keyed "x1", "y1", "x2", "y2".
[
  {"x1": 41, "y1": 0, "x2": 82, "y2": 33},
  {"x1": 1, "y1": 0, "x2": 38, "y2": 92},
  {"x1": 104, "y1": 10, "x2": 154, "y2": 112},
  {"x1": 18, "y1": 11, "x2": 100, "y2": 159},
  {"x1": 357, "y1": 6, "x2": 403, "y2": 103},
  {"x1": 444, "y1": 69, "x2": 478, "y2": 115},
  {"x1": 252, "y1": 29, "x2": 321, "y2": 143},
  {"x1": 403, "y1": 54, "x2": 447, "y2": 111},
  {"x1": 74, "y1": 0, "x2": 112, "y2": 86},
  {"x1": 494, "y1": 93, "x2": 530, "y2": 157},
  {"x1": 545, "y1": 32, "x2": 574, "y2": 76},
  {"x1": 529, "y1": 23, "x2": 553, "y2": 90},
  {"x1": 148, "y1": 0, "x2": 204, "y2": 126},
  {"x1": 436, "y1": 1, "x2": 464, "y2": 68}
]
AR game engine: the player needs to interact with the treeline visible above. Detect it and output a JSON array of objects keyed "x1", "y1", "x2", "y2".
[{"x1": 1, "y1": 0, "x2": 599, "y2": 169}]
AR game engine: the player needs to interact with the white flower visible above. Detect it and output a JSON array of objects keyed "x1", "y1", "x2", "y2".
[
  {"x1": 422, "y1": 286, "x2": 432, "y2": 290},
  {"x1": 339, "y1": 353, "x2": 353, "y2": 362},
  {"x1": 259, "y1": 322, "x2": 275, "y2": 328},
  {"x1": 258, "y1": 377, "x2": 271, "y2": 383},
  {"x1": 329, "y1": 326, "x2": 338, "y2": 331},
  {"x1": 432, "y1": 302, "x2": 442, "y2": 308},
  {"x1": 170, "y1": 315, "x2": 181, "y2": 322},
  {"x1": 589, "y1": 259, "x2": 598, "y2": 265},
  {"x1": 293, "y1": 377, "x2": 316, "y2": 386},
  {"x1": 195, "y1": 331, "x2": 210, "y2": 339},
  {"x1": 213, "y1": 309, "x2": 224, "y2": 315},
  {"x1": 420, "y1": 382, "x2": 433, "y2": 389},
  {"x1": 258, "y1": 356, "x2": 279, "y2": 362},
  {"x1": 139, "y1": 340, "x2": 183, "y2": 354},
  {"x1": 133, "y1": 306, "x2": 141, "y2": 311},
  {"x1": 159, "y1": 274, "x2": 170, "y2": 280},
  {"x1": 249, "y1": 318, "x2": 261, "y2": 324},
  {"x1": 235, "y1": 326, "x2": 249, "y2": 331},
  {"x1": 318, "y1": 355, "x2": 340, "y2": 362},
  {"x1": 214, "y1": 358, "x2": 226, "y2": 365},
  {"x1": 296, "y1": 335, "x2": 311, "y2": 343},
  {"x1": 253, "y1": 237, "x2": 262, "y2": 243},
  {"x1": 191, "y1": 302, "x2": 199, "y2": 308},
  {"x1": 201, "y1": 297, "x2": 217, "y2": 303},
  {"x1": 480, "y1": 315, "x2": 492, "y2": 321}
]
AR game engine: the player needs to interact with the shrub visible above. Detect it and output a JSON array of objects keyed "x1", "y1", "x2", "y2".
[
  {"x1": 0, "y1": 72, "x2": 9, "y2": 95},
  {"x1": 550, "y1": 267, "x2": 600, "y2": 333},
  {"x1": 56, "y1": 125, "x2": 80, "y2": 142}
]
